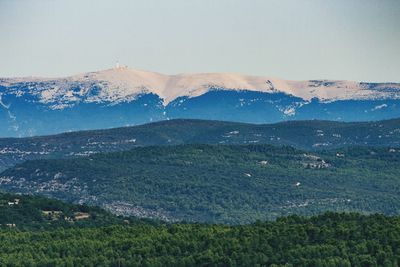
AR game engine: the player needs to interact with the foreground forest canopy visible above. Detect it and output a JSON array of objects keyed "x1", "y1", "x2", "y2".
[
  {"x1": 0, "y1": 212, "x2": 399, "y2": 266},
  {"x1": 1, "y1": 144, "x2": 400, "y2": 224}
]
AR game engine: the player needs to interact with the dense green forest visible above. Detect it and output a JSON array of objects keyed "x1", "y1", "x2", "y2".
[
  {"x1": 0, "y1": 212, "x2": 399, "y2": 266},
  {"x1": 1, "y1": 118, "x2": 400, "y2": 172},
  {"x1": 2, "y1": 191, "x2": 399, "y2": 266},
  {"x1": 2, "y1": 144, "x2": 400, "y2": 224}
]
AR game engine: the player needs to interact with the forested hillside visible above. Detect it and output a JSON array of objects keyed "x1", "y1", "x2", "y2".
[
  {"x1": 0, "y1": 212, "x2": 399, "y2": 266},
  {"x1": 1, "y1": 118, "x2": 400, "y2": 172},
  {"x1": 0, "y1": 192, "x2": 130, "y2": 230},
  {"x1": 2, "y1": 144, "x2": 400, "y2": 224}
]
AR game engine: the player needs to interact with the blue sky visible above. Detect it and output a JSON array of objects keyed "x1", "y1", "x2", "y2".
[{"x1": 0, "y1": 0, "x2": 399, "y2": 82}]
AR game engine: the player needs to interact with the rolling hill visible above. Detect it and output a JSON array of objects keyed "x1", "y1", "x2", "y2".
[{"x1": 1, "y1": 118, "x2": 400, "y2": 172}]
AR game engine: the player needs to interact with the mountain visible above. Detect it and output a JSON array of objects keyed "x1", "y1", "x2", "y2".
[
  {"x1": 1, "y1": 67, "x2": 400, "y2": 137},
  {"x1": 1, "y1": 144, "x2": 400, "y2": 224},
  {"x1": 1, "y1": 118, "x2": 399, "y2": 173}
]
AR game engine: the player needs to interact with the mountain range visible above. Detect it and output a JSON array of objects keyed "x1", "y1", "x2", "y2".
[{"x1": 1, "y1": 67, "x2": 400, "y2": 137}]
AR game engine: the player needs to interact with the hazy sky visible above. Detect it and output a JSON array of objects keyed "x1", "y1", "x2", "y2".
[{"x1": 0, "y1": 0, "x2": 399, "y2": 82}]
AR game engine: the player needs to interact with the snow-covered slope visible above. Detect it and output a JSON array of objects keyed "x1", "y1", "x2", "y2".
[
  {"x1": 1, "y1": 67, "x2": 400, "y2": 137},
  {"x1": 2, "y1": 67, "x2": 400, "y2": 108}
]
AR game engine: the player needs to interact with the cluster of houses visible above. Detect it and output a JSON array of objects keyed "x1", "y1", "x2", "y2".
[
  {"x1": 302, "y1": 154, "x2": 330, "y2": 169},
  {"x1": 42, "y1": 210, "x2": 90, "y2": 222},
  {"x1": 7, "y1": 198, "x2": 20, "y2": 206}
]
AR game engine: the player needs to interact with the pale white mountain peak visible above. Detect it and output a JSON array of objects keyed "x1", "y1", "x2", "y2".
[{"x1": 1, "y1": 67, "x2": 399, "y2": 107}]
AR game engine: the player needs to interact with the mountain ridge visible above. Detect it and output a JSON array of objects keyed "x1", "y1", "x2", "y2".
[
  {"x1": 1, "y1": 118, "x2": 399, "y2": 173},
  {"x1": 1, "y1": 67, "x2": 400, "y2": 137},
  {"x1": 2, "y1": 67, "x2": 400, "y2": 107}
]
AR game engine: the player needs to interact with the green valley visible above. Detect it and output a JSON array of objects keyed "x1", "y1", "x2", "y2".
[{"x1": 2, "y1": 144, "x2": 400, "y2": 224}]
